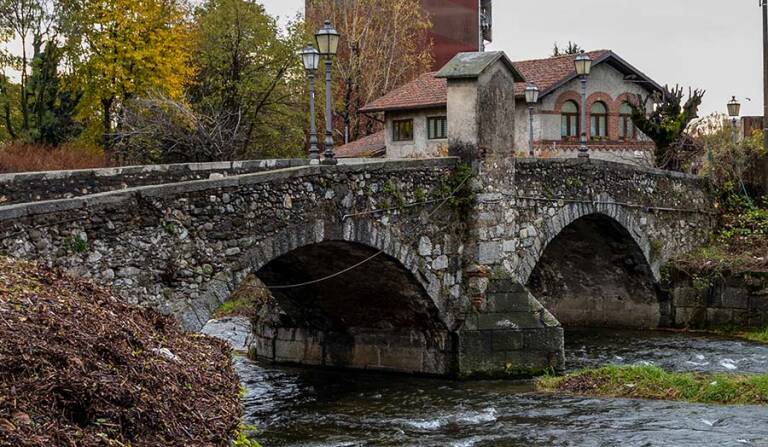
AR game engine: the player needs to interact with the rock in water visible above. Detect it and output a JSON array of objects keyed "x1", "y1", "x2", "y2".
[{"x1": 202, "y1": 316, "x2": 253, "y2": 352}]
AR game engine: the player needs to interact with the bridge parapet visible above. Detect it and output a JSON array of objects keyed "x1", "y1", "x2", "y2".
[
  {"x1": 0, "y1": 159, "x2": 307, "y2": 205},
  {"x1": 0, "y1": 154, "x2": 718, "y2": 378}
]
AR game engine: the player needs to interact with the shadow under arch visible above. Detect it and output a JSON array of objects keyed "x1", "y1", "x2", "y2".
[
  {"x1": 221, "y1": 220, "x2": 456, "y2": 375},
  {"x1": 526, "y1": 213, "x2": 668, "y2": 329}
]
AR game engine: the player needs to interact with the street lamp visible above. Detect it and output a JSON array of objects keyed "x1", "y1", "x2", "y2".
[
  {"x1": 315, "y1": 20, "x2": 340, "y2": 165},
  {"x1": 728, "y1": 96, "x2": 742, "y2": 144},
  {"x1": 301, "y1": 43, "x2": 321, "y2": 161},
  {"x1": 574, "y1": 51, "x2": 592, "y2": 159},
  {"x1": 525, "y1": 83, "x2": 539, "y2": 157}
]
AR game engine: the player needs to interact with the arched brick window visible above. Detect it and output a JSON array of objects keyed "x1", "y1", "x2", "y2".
[
  {"x1": 590, "y1": 101, "x2": 608, "y2": 139},
  {"x1": 619, "y1": 102, "x2": 636, "y2": 140},
  {"x1": 561, "y1": 100, "x2": 579, "y2": 139}
]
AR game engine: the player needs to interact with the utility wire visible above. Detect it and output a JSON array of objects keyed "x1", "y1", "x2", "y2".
[{"x1": 264, "y1": 171, "x2": 473, "y2": 290}]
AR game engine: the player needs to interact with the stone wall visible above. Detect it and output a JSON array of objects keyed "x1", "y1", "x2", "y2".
[
  {"x1": 0, "y1": 159, "x2": 305, "y2": 205},
  {"x1": 0, "y1": 152, "x2": 718, "y2": 377},
  {"x1": 0, "y1": 159, "x2": 460, "y2": 328},
  {"x1": 666, "y1": 268, "x2": 768, "y2": 328}
]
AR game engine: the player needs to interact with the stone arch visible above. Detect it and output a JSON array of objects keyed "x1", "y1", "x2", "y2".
[
  {"x1": 519, "y1": 195, "x2": 657, "y2": 285},
  {"x1": 179, "y1": 217, "x2": 449, "y2": 332},
  {"x1": 521, "y1": 197, "x2": 666, "y2": 328}
]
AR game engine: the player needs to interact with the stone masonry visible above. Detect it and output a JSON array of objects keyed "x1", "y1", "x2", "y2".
[{"x1": 0, "y1": 52, "x2": 716, "y2": 378}]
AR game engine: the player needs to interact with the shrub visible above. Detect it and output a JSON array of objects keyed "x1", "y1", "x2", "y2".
[{"x1": 0, "y1": 142, "x2": 109, "y2": 173}]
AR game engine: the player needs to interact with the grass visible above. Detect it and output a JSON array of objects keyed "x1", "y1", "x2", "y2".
[
  {"x1": 716, "y1": 326, "x2": 768, "y2": 344},
  {"x1": 537, "y1": 365, "x2": 768, "y2": 406},
  {"x1": 212, "y1": 274, "x2": 271, "y2": 319}
]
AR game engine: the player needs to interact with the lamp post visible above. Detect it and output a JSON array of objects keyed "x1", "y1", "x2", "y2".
[
  {"x1": 315, "y1": 20, "x2": 340, "y2": 165},
  {"x1": 728, "y1": 96, "x2": 742, "y2": 144},
  {"x1": 524, "y1": 83, "x2": 539, "y2": 157},
  {"x1": 762, "y1": 0, "x2": 768, "y2": 152},
  {"x1": 574, "y1": 51, "x2": 593, "y2": 159},
  {"x1": 301, "y1": 43, "x2": 321, "y2": 161}
]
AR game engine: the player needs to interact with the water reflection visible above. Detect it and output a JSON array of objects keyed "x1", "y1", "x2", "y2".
[{"x1": 236, "y1": 329, "x2": 768, "y2": 447}]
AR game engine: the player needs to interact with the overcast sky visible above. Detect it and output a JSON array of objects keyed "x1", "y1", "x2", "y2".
[
  {"x1": 2, "y1": 1, "x2": 762, "y2": 117},
  {"x1": 265, "y1": 0, "x2": 765, "y2": 117}
]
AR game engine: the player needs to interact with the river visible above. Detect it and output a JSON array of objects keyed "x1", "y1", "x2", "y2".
[{"x1": 235, "y1": 329, "x2": 768, "y2": 446}]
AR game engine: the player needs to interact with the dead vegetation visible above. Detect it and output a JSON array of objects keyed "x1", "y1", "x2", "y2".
[{"x1": 0, "y1": 257, "x2": 241, "y2": 446}]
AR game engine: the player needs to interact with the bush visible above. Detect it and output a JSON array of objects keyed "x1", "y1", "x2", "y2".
[{"x1": 0, "y1": 142, "x2": 109, "y2": 173}]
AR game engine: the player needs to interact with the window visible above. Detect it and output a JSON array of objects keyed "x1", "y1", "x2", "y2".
[
  {"x1": 590, "y1": 101, "x2": 607, "y2": 139},
  {"x1": 392, "y1": 119, "x2": 413, "y2": 142},
  {"x1": 428, "y1": 116, "x2": 447, "y2": 140},
  {"x1": 560, "y1": 101, "x2": 579, "y2": 139},
  {"x1": 619, "y1": 102, "x2": 636, "y2": 140}
]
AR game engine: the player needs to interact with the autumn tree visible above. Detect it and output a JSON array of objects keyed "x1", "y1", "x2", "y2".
[
  {"x1": 629, "y1": 85, "x2": 705, "y2": 171},
  {"x1": 59, "y1": 0, "x2": 192, "y2": 148},
  {"x1": 306, "y1": 0, "x2": 433, "y2": 143},
  {"x1": 187, "y1": 0, "x2": 305, "y2": 158}
]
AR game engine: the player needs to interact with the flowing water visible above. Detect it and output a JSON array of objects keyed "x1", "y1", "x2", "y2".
[{"x1": 235, "y1": 329, "x2": 768, "y2": 447}]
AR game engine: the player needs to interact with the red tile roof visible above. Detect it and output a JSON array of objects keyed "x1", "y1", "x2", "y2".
[
  {"x1": 360, "y1": 72, "x2": 447, "y2": 113},
  {"x1": 335, "y1": 131, "x2": 386, "y2": 158},
  {"x1": 360, "y1": 50, "x2": 657, "y2": 113},
  {"x1": 513, "y1": 50, "x2": 609, "y2": 96}
]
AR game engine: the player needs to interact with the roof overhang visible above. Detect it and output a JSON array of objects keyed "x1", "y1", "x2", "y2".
[
  {"x1": 537, "y1": 51, "x2": 663, "y2": 99},
  {"x1": 360, "y1": 101, "x2": 447, "y2": 114}
]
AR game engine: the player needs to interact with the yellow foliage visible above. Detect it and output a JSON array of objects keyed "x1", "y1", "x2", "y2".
[{"x1": 69, "y1": 0, "x2": 192, "y2": 132}]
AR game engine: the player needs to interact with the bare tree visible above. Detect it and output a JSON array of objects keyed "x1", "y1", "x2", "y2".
[
  {"x1": 112, "y1": 95, "x2": 248, "y2": 165},
  {"x1": 307, "y1": 0, "x2": 433, "y2": 142}
]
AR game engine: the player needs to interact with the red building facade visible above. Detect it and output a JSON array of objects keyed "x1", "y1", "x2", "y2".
[{"x1": 306, "y1": 0, "x2": 492, "y2": 71}]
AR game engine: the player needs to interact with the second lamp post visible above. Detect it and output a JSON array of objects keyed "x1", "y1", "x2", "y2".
[
  {"x1": 301, "y1": 43, "x2": 321, "y2": 161},
  {"x1": 727, "y1": 96, "x2": 741, "y2": 145},
  {"x1": 315, "y1": 21, "x2": 340, "y2": 165},
  {"x1": 574, "y1": 51, "x2": 593, "y2": 159},
  {"x1": 525, "y1": 83, "x2": 539, "y2": 157}
]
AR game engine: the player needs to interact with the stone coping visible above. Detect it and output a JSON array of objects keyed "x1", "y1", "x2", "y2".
[
  {"x1": 514, "y1": 157, "x2": 703, "y2": 182},
  {"x1": 0, "y1": 157, "x2": 459, "y2": 221},
  {"x1": 0, "y1": 159, "x2": 306, "y2": 183}
]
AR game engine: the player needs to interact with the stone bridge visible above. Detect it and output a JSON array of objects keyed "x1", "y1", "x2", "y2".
[{"x1": 0, "y1": 155, "x2": 713, "y2": 378}]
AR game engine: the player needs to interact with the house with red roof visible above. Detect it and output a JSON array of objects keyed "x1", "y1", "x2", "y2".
[{"x1": 338, "y1": 49, "x2": 662, "y2": 165}]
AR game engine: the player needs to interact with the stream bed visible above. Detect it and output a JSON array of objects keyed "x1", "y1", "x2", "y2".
[{"x1": 235, "y1": 329, "x2": 768, "y2": 446}]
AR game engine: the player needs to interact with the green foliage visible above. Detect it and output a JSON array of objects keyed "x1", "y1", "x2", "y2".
[
  {"x1": 436, "y1": 162, "x2": 475, "y2": 214},
  {"x1": 699, "y1": 122, "x2": 767, "y2": 197},
  {"x1": 189, "y1": 0, "x2": 305, "y2": 159},
  {"x1": 62, "y1": 0, "x2": 192, "y2": 147},
  {"x1": 382, "y1": 180, "x2": 406, "y2": 209},
  {"x1": 414, "y1": 187, "x2": 426, "y2": 203},
  {"x1": 233, "y1": 424, "x2": 262, "y2": 447},
  {"x1": 64, "y1": 234, "x2": 88, "y2": 253},
  {"x1": 27, "y1": 41, "x2": 83, "y2": 145},
  {"x1": 538, "y1": 365, "x2": 768, "y2": 405},
  {"x1": 649, "y1": 239, "x2": 663, "y2": 262},
  {"x1": 628, "y1": 85, "x2": 705, "y2": 171},
  {"x1": 552, "y1": 41, "x2": 582, "y2": 56}
]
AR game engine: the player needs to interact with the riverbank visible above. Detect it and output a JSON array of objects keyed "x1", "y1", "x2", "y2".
[
  {"x1": 0, "y1": 257, "x2": 243, "y2": 446},
  {"x1": 537, "y1": 365, "x2": 768, "y2": 405}
]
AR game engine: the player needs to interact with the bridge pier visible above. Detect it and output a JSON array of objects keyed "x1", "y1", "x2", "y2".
[{"x1": 439, "y1": 53, "x2": 566, "y2": 377}]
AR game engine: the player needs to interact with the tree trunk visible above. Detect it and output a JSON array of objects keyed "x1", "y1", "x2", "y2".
[{"x1": 102, "y1": 97, "x2": 114, "y2": 149}]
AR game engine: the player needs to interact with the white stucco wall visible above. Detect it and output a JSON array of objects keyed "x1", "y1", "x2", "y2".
[
  {"x1": 385, "y1": 108, "x2": 449, "y2": 158},
  {"x1": 513, "y1": 63, "x2": 655, "y2": 155}
]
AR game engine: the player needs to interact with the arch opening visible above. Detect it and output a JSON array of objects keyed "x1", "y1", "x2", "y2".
[
  {"x1": 527, "y1": 214, "x2": 667, "y2": 329},
  {"x1": 247, "y1": 241, "x2": 454, "y2": 375}
]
